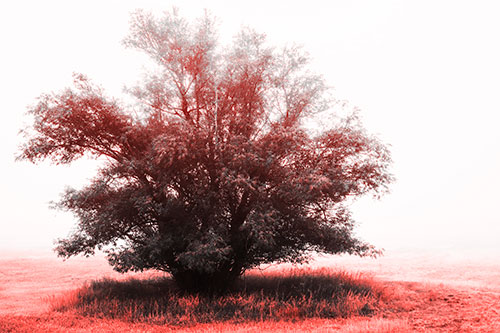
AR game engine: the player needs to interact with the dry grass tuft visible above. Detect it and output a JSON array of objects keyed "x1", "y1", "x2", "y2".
[
  {"x1": 337, "y1": 318, "x2": 412, "y2": 333},
  {"x1": 49, "y1": 267, "x2": 386, "y2": 326}
]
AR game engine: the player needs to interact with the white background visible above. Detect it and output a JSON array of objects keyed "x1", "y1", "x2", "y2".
[{"x1": 1, "y1": 1, "x2": 499, "y2": 256}]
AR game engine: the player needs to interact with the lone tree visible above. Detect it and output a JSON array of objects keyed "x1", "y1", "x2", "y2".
[{"x1": 19, "y1": 10, "x2": 392, "y2": 293}]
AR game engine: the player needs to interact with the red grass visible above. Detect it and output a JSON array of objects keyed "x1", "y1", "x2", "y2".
[
  {"x1": 2, "y1": 251, "x2": 500, "y2": 331},
  {"x1": 48, "y1": 267, "x2": 385, "y2": 325}
]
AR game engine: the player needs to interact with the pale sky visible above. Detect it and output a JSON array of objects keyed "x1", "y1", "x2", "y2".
[{"x1": 1, "y1": 1, "x2": 499, "y2": 255}]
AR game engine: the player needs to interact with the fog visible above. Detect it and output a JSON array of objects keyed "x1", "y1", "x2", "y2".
[{"x1": 1, "y1": 1, "x2": 499, "y2": 258}]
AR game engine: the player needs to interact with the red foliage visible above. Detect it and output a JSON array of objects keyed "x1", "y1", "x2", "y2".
[{"x1": 18, "y1": 10, "x2": 392, "y2": 292}]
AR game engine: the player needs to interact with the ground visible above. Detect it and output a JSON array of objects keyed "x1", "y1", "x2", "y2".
[{"x1": 0, "y1": 248, "x2": 499, "y2": 332}]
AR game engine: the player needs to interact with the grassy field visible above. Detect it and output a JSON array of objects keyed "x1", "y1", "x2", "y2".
[
  {"x1": 49, "y1": 269, "x2": 383, "y2": 323},
  {"x1": 0, "y1": 249, "x2": 499, "y2": 332}
]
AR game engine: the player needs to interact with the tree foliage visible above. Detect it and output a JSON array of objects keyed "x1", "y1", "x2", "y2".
[{"x1": 18, "y1": 10, "x2": 392, "y2": 292}]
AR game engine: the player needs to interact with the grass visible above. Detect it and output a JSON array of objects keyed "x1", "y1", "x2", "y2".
[
  {"x1": 0, "y1": 315, "x2": 412, "y2": 332},
  {"x1": 48, "y1": 267, "x2": 387, "y2": 326},
  {"x1": 4, "y1": 252, "x2": 499, "y2": 331}
]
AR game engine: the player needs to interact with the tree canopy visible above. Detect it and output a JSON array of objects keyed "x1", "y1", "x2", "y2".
[{"x1": 18, "y1": 9, "x2": 393, "y2": 292}]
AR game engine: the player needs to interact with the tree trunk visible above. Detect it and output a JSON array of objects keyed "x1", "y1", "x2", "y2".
[{"x1": 172, "y1": 268, "x2": 240, "y2": 294}]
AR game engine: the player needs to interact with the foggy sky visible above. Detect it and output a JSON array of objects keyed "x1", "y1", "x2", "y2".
[{"x1": 1, "y1": 0, "x2": 499, "y2": 255}]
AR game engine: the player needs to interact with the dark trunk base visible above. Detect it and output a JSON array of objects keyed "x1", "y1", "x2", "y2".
[{"x1": 172, "y1": 269, "x2": 240, "y2": 294}]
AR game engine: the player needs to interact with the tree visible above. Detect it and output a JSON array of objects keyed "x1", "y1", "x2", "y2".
[{"x1": 18, "y1": 10, "x2": 392, "y2": 293}]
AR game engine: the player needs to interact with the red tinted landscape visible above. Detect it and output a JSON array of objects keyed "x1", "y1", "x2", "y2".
[
  {"x1": 3, "y1": 2, "x2": 500, "y2": 332},
  {"x1": 1, "y1": 249, "x2": 499, "y2": 332}
]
